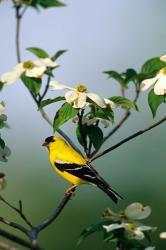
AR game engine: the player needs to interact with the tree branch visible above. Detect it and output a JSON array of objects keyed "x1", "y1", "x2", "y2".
[
  {"x1": 0, "y1": 228, "x2": 42, "y2": 250},
  {"x1": 90, "y1": 116, "x2": 166, "y2": 162},
  {"x1": 34, "y1": 191, "x2": 74, "y2": 234}
]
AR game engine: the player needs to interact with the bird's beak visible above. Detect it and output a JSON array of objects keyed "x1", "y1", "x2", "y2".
[{"x1": 42, "y1": 142, "x2": 48, "y2": 147}]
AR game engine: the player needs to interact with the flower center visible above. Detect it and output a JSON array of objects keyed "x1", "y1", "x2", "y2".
[
  {"x1": 162, "y1": 67, "x2": 166, "y2": 76},
  {"x1": 23, "y1": 61, "x2": 35, "y2": 70},
  {"x1": 126, "y1": 223, "x2": 135, "y2": 230},
  {"x1": 75, "y1": 84, "x2": 87, "y2": 92}
]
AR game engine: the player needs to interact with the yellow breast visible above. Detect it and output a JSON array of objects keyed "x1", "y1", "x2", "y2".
[{"x1": 53, "y1": 164, "x2": 87, "y2": 186}]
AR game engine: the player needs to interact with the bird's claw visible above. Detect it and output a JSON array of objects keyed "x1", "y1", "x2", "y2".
[{"x1": 66, "y1": 185, "x2": 76, "y2": 196}]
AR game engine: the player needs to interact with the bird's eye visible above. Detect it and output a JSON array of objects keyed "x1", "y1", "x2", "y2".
[{"x1": 45, "y1": 136, "x2": 55, "y2": 143}]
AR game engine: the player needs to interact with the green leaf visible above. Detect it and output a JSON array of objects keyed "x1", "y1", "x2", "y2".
[
  {"x1": 27, "y1": 47, "x2": 49, "y2": 58},
  {"x1": 124, "y1": 68, "x2": 138, "y2": 84},
  {"x1": 53, "y1": 103, "x2": 79, "y2": 131},
  {"x1": 144, "y1": 231, "x2": 151, "y2": 242},
  {"x1": 0, "y1": 115, "x2": 8, "y2": 129},
  {"x1": 76, "y1": 125, "x2": 89, "y2": 148},
  {"x1": 109, "y1": 96, "x2": 138, "y2": 111},
  {"x1": 141, "y1": 57, "x2": 166, "y2": 76},
  {"x1": 103, "y1": 231, "x2": 116, "y2": 242},
  {"x1": 37, "y1": 0, "x2": 66, "y2": 8},
  {"x1": 148, "y1": 89, "x2": 165, "y2": 117},
  {"x1": 0, "y1": 137, "x2": 5, "y2": 149},
  {"x1": 21, "y1": 74, "x2": 42, "y2": 95},
  {"x1": 104, "y1": 70, "x2": 125, "y2": 86},
  {"x1": 137, "y1": 57, "x2": 166, "y2": 83},
  {"x1": 0, "y1": 145, "x2": 11, "y2": 162},
  {"x1": 95, "y1": 108, "x2": 114, "y2": 122},
  {"x1": 44, "y1": 68, "x2": 54, "y2": 77},
  {"x1": 51, "y1": 50, "x2": 67, "y2": 61},
  {"x1": 78, "y1": 220, "x2": 111, "y2": 245},
  {"x1": 40, "y1": 96, "x2": 65, "y2": 108},
  {"x1": 87, "y1": 126, "x2": 103, "y2": 150},
  {"x1": 0, "y1": 82, "x2": 4, "y2": 91}
]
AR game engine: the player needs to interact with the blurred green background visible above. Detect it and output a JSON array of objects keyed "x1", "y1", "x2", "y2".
[{"x1": 0, "y1": 0, "x2": 166, "y2": 249}]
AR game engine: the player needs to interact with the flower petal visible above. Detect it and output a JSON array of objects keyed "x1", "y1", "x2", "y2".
[
  {"x1": 133, "y1": 229, "x2": 145, "y2": 240},
  {"x1": 144, "y1": 247, "x2": 155, "y2": 250},
  {"x1": 25, "y1": 66, "x2": 46, "y2": 78},
  {"x1": 103, "y1": 223, "x2": 124, "y2": 232},
  {"x1": 160, "y1": 55, "x2": 166, "y2": 62},
  {"x1": 65, "y1": 90, "x2": 79, "y2": 103},
  {"x1": 87, "y1": 92, "x2": 106, "y2": 108},
  {"x1": 160, "y1": 232, "x2": 166, "y2": 239},
  {"x1": 137, "y1": 225, "x2": 153, "y2": 231},
  {"x1": 104, "y1": 98, "x2": 118, "y2": 109},
  {"x1": 154, "y1": 76, "x2": 166, "y2": 95},
  {"x1": 125, "y1": 202, "x2": 151, "y2": 220},
  {"x1": 0, "y1": 70, "x2": 20, "y2": 84},
  {"x1": 141, "y1": 75, "x2": 159, "y2": 91},
  {"x1": 100, "y1": 118, "x2": 110, "y2": 128},
  {"x1": 65, "y1": 91, "x2": 87, "y2": 109},
  {"x1": 74, "y1": 92, "x2": 87, "y2": 108},
  {"x1": 35, "y1": 58, "x2": 58, "y2": 68},
  {"x1": 49, "y1": 81, "x2": 74, "y2": 91}
]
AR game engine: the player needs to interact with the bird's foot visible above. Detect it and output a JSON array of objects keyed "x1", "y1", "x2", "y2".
[{"x1": 66, "y1": 185, "x2": 76, "y2": 196}]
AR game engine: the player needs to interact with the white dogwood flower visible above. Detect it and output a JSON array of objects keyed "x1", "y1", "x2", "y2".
[
  {"x1": 50, "y1": 81, "x2": 106, "y2": 109},
  {"x1": 0, "y1": 58, "x2": 58, "y2": 85},
  {"x1": 141, "y1": 67, "x2": 166, "y2": 95},
  {"x1": 125, "y1": 202, "x2": 151, "y2": 220},
  {"x1": 103, "y1": 223, "x2": 153, "y2": 241}
]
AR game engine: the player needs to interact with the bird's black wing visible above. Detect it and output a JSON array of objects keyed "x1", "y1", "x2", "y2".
[
  {"x1": 55, "y1": 162, "x2": 98, "y2": 183},
  {"x1": 55, "y1": 161, "x2": 123, "y2": 203}
]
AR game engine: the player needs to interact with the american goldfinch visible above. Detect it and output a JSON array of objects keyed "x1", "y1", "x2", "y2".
[{"x1": 42, "y1": 136, "x2": 122, "y2": 203}]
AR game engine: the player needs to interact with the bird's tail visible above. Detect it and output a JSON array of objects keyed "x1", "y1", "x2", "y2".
[{"x1": 97, "y1": 182, "x2": 123, "y2": 204}]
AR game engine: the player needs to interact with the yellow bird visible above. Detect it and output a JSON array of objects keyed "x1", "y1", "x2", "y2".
[{"x1": 42, "y1": 136, "x2": 122, "y2": 203}]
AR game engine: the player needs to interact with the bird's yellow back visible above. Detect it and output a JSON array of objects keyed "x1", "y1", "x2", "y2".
[{"x1": 48, "y1": 136, "x2": 86, "y2": 166}]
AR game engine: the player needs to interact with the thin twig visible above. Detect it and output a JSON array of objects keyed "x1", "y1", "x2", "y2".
[
  {"x1": 15, "y1": 5, "x2": 21, "y2": 63},
  {"x1": 39, "y1": 76, "x2": 51, "y2": 103},
  {"x1": 104, "y1": 88, "x2": 140, "y2": 143},
  {"x1": 77, "y1": 110, "x2": 88, "y2": 155},
  {"x1": 103, "y1": 109, "x2": 130, "y2": 143},
  {"x1": 0, "y1": 196, "x2": 33, "y2": 229},
  {"x1": 0, "y1": 216, "x2": 29, "y2": 237},
  {"x1": 0, "y1": 229, "x2": 42, "y2": 250},
  {"x1": 20, "y1": 6, "x2": 28, "y2": 17},
  {"x1": 90, "y1": 87, "x2": 140, "y2": 158},
  {"x1": 90, "y1": 116, "x2": 166, "y2": 162},
  {"x1": 34, "y1": 191, "x2": 74, "y2": 234}
]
